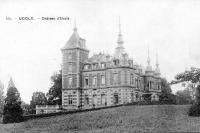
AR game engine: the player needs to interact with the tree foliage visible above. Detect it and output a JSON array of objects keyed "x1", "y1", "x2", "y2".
[
  {"x1": 176, "y1": 89, "x2": 193, "y2": 104},
  {"x1": 3, "y1": 86, "x2": 23, "y2": 123},
  {"x1": 171, "y1": 67, "x2": 200, "y2": 84},
  {"x1": 159, "y1": 78, "x2": 175, "y2": 104},
  {"x1": 172, "y1": 67, "x2": 200, "y2": 116},
  {"x1": 21, "y1": 101, "x2": 30, "y2": 115},
  {"x1": 47, "y1": 70, "x2": 62, "y2": 105},
  {"x1": 0, "y1": 81, "x2": 4, "y2": 116},
  {"x1": 30, "y1": 91, "x2": 47, "y2": 114}
]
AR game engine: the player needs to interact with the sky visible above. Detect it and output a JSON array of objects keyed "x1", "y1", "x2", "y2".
[{"x1": 0, "y1": 0, "x2": 200, "y2": 103}]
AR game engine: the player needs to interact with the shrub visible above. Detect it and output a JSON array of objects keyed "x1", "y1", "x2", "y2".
[
  {"x1": 188, "y1": 85, "x2": 200, "y2": 116},
  {"x1": 188, "y1": 104, "x2": 200, "y2": 116},
  {"x1": 3, "y1": 86, "x2": 24, "y2": 124}
]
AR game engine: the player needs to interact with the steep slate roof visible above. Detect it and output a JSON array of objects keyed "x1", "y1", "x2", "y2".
[
  {"x1": 62, "y1": 27, "x2": 87, "y2": 50},
  {"x1": 87, "y1": 53, "x2": 111, "y2": 63},
  {"x1": 113, "y1": 46, "x2": 128, "y2": 60}
]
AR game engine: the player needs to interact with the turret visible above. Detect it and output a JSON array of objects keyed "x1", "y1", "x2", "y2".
[
  {"x1": 154, "y1": 52, "x2": 161, "y2": 77},
  {"x1": 145, "y1": 47, "x2": 153, "y2": 75},
  {"x1": 113, "y1": 17, "x2": 127, "y2": 59},
  {"x1": 61, "y1": 22, "x2": 89, "y2": 109}
]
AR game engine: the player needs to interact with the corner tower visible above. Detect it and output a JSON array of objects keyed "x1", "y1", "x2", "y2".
[{"x1": 61, "y1": 23, "x2": 89, "y2": 110}]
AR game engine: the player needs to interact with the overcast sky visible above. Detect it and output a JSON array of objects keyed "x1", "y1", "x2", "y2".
[{"x1": 0, "y1": 0, "x2": 200, "y2": 103}]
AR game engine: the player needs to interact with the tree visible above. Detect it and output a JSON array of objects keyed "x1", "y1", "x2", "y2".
[
  {"x1": 30, "y1": 91, "x2": 47, "y2": 114},
  {"x1": 171, "y1": 67, "x2": 200, "y2": 84},
  {"x1": 159, "y1": 78, "x2": 175, "y2": 104},
  {"x1": 3, "y1": 78, "x2": 23, "y2": 123},
  {"x1": 0, "y1": 81, "x2": 4, "y2": 116},
  {"x1": 21, "y1": 101, "x2": 30, "y2": 115},
  {"x1": 47, "y1": 70, "x2": 62, "y2": 105},
  {"x1": 171, "y1": 67, "x2": 200, "y2": 116},
  {"x1": 176, "y1": 89, "x2": 193, "y2": 104}
]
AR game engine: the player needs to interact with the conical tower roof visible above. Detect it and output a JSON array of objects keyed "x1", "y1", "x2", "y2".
[
  {"x1": 154, "y1": 52, "x2": 161, "y2": 76},
  {"x1": 113, "y1": 17, "x2": 128, "y2": 59},
  {"x1": 62, "y1": 21, "x2": 87, "y2": 50},
  {"x1": 8, "y1": 77, "x2": 15, "y2": 88},
  {"x1": 145, "y1": 47, "x2": 152, "y2": 71},
  {"x1": 145, "y1": 47, "x2": 154, "y2": 76}
]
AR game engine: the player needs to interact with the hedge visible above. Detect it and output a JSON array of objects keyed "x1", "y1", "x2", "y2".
[{"x1": 19, "y1": 101, "x2": 176, "y2": 122}]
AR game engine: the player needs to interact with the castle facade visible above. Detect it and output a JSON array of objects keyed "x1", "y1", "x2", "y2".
[{"x1": 61, "y1": 21, "x2": 162, "y2": 110}]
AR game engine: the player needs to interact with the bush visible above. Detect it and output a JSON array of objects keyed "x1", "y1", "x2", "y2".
[
  {"x1": 188, "y1": 85, "x2": 200, "y2": 116},
  {"x1": 188, "y1": 104, "x2": 200, "y2": 116},
  {"x1": 3, "y1": 102, "x2": 24, "y2": 123},
  {"x1": 3, "y1": 86, "x2": 24, "y2": 124}
]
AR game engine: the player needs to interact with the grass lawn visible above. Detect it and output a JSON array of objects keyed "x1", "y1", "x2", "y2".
[{"x1": 1, "y1": 105, "x2": 200, "y2": 133}]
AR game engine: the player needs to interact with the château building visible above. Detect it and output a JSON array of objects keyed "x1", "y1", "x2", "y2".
[{"x1": 61, "y1": 20, "x2": 162, "y2": 110}]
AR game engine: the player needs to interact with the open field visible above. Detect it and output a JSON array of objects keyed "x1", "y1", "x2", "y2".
[{"x1": 0, "y1": 105, "x2": 200, "y2": 133}]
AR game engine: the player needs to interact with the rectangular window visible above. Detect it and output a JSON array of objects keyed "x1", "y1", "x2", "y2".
[
  {"x1": 85, "y1": 77, "x2": 89, "y2": 86},
  {"x1": 68, "y1": 95, "x2": 73, "y2": 105},
  {"x1": 114, "y1": 73, "x2": 118, "y2": 84},
  {"x1": 68, "y1": 77, "x2": 72, "y2": 86},
  {"x1": 138, "y1": 79, "x2": 140, "y2": 88},
  {"x1": 148, "y1": 81, "x2": 151, "y2": 89},
  {"x1": 68, "y1": 52, "x2": 72, "y2": 60},
  {"x1": 101, "y1": 94, "x2": 106, "y2": 105},
  {"x1": 84, "y1": 65, "x2": 89, "y2": 70},
  {"x1": 135, "y1": 78, "x2": 138, "y2": 88},
  {"x1": 101, "y1": 75, "x2": 105, "y2": 85},
  {"x1": 114, "y1": 60, "x2": 119, "y2": 66},
  {"x1": 130, "y1": 74, "x2": 134, "y2": 85},
  {"x1": 101, "y1": 63, "x2": 105, "y2": 68},
  {"x1": 68, "y1": 64, "x2": 72, "y2": 72},
  {"x1": 93, "y1": 64, "x2": 97, "y2": 69},
  {"x1": 93, "y1": 76, "x2": 97, "y2": 85},
  {"x1": 85, "y1": 94, "x2": 89, "y2": 105}
]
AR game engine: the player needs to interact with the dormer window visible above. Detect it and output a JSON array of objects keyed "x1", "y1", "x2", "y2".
[
  {"x1": 113, "y1": 59, "x2": 119, "y2": 66},
  {"x1": 93, "y1": 64, "x2": 97, "y2": 69},
  {"x1": 128, "y1": 60, "x2": 132, "y2": 67},
  {"x1": 101, "y1": 63, "x2": 105, "y2": 68},
  {"x1": 84, "y1": 65, "x2": 89, "y2": 70}
]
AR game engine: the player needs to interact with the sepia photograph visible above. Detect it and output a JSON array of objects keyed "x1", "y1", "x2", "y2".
[{"x1": 0, "y1": 0, "x2": 200, "y2": 132}]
